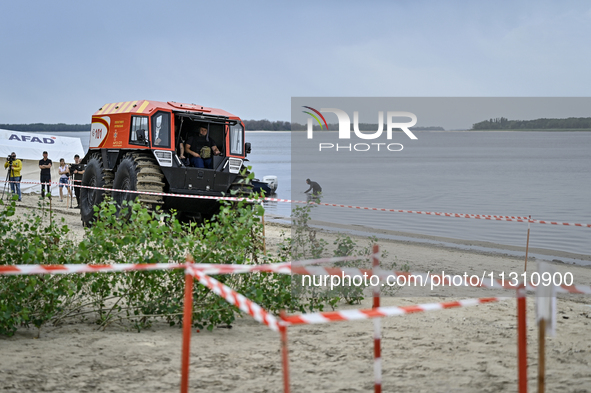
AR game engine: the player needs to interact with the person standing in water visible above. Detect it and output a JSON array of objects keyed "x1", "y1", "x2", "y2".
[{"x1": 304, "y1": 178, "x2": 322, "y2": 196}]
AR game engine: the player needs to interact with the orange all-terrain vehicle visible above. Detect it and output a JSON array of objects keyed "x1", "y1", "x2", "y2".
[{"x1": 79, "y1": 100, "x2": 252, "y2": 225}]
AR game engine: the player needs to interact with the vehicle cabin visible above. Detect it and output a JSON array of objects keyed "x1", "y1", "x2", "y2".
[{"x1": 90, "y1": 100, "x2": 247, "y2": 171}]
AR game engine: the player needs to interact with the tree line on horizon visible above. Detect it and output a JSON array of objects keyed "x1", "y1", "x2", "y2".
[
  {"x1": 1, "y1": 120, "x2": 293, "y2": 132},
  {"x1": 0, "y1": 123, "x2": 92, "y2": 131},
  {"x1": 5, "y1": 117, "x2": 591, "y2": 132},
  {"x1": 1, "y1": 121, "x2": 443, "y2": 132},
  {"x1": 472, "y1": 117, "x2": 591, "y2": 130}
]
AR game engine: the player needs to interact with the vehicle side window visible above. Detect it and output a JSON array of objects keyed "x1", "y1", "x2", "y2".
[
  {"x1": 152, "y1": 111, "x2": 171, "y2": 149},
  {"x1": 229, "y1": 124, "x2": 244, "y2": 155},
  {"x1": 130, "y1": 116, "x2": 149, "y2": 145}
]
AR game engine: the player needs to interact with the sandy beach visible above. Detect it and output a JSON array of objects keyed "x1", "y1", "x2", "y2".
[{"x1": 2, "y1": 195, "x2": 591, "y2": 392}]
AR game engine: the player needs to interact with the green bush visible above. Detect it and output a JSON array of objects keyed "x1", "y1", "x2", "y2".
[
  {"x1": 0, "y1": 193, "x2": 338, "y2": 336},
  {"x1": 286, "y1": 202, "x2": 397, "y2": 306},
  {"x1": 0, "y1": 190, "x2": 407, "y2": 337},
  {"x1": 0, "y1": 197, "x2": 85, "y2": 336}
]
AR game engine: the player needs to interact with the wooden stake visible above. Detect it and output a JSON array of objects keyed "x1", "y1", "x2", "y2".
[
  {"x1": 49, "y1": 192, "x2": 53, "y2": 227},
  {"x1": 524, "y1": 216, "x2": 531, "y2": 272},
  {"x1": 69, "y1": 180, "x2": 73, "y2": 209},
  {"x1": 538, "y1": 318, "x2": 546, "y2": 393},
  {"x1": 262, "y1": 213, "x2": 267, "y2": 254}
]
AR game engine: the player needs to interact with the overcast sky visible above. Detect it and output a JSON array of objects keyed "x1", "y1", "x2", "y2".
[{"x1": 1, "y1": 0, "x2": 590, "y2": 124}]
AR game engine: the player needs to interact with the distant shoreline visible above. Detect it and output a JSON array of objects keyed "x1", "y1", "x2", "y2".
[
  {"x1": 254, "y1": 129, "x2": 591, "y2": 133},
  {"x1": 9, "y1": 128, "x2": 591, "y2": 133},
  {"x1": 466, "y1": 129, "x2": 591, "y2": 132}
]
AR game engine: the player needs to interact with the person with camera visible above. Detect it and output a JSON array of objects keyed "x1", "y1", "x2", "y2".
[
  {"x1": 70, "y1": 154, "x2": 85, "y2": 208},
  {"x1": 4, "y1": 152, "x2": 22, "y2": 201},
  {"x1": 39, "y1": 151, "x2": 52, "y2": 199}
]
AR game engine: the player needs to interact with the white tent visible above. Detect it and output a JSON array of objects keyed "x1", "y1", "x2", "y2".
[{"x1": 0, "y1": 129, "x2": 85, "y2": 196}]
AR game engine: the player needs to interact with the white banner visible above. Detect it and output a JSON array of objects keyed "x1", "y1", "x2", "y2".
[{"x1": 0, "y1": 129, "x2": 84, "y2": 196}]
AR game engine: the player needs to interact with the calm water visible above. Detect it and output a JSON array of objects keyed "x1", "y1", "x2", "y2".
[
  {"x1": 292, "y1": 131, "x2": 591, "y2": 258},
  {"x1": 44, "y1": 131, "x2": 591, "y2": 257}
]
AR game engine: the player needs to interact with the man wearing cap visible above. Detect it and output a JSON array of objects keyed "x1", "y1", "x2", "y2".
[
  {"x1": 4, "y1": 152, "x2": 22, "y2": 201},
  {"x1": 39, "y1": 151, "x2": 52, "y2": 199}
]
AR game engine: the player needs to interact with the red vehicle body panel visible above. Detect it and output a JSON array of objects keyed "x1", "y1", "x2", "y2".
[{"x1": 90, "y1": 100, "x2": 244, "y2": 158}]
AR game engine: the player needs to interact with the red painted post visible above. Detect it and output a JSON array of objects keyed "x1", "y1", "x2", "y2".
[
  {"x1": 373, "y1": 244, "x2": 380, "y2": 309},
  {"x1": 372, "y1": 244, "x2": 382, "y2": 393},
  {"x1": 180, "y1": 257, "x2": 194, "y2": 393},
  {"x1": 517, "y1": 283, "x2": 528, "y2": 393},
  {"x1": 280, "y1": 311, "x2": 290, "y2": 393}
]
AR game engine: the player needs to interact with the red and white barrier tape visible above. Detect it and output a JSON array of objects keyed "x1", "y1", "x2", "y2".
[
  {"x1": 0, "y1": 262, "x2": 185, "y2": 275},
  {"x1": 281, "y1": 297, "x2": 506, "y2": 325},
  {"x1": 3, "y1": 179, "x2": 590, "y2": 228},
  {"x1": 267, "y1": 196, "x2": 532, "y2": 222},
  {"x1": 0, "y1": 254, "x2": 370, "y2": 277},
  {"x1": 0, "y1": 253, "x2": 370, "y2": 276},
  {"x1": 2, "y1": 179, "x2": 251, "y2": 203},
  {"x1": 3, "y1": 261, "x2": 591, "y2": 296},
  {"x1": 0, "y1": 262, "x2": 292, "y2": 276},
  {"x1": 186, "y1": 265, "x2": 280, "y2": 332},
  {"x1": 527, "y1": 218, "x2": 591, "y2": 227}
]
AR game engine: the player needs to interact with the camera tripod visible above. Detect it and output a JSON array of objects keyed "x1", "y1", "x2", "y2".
[{"x1": 2, "y1": 161, "x2": 13, "y2": 201}]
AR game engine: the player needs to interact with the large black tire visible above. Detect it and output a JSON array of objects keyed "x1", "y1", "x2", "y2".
[
  {"x1": 112, "y1": 153, "x2": 164, "y2": 214},
  {"x1": 80, "y1": 156, "x2": 109, "y2": 226},
  {"x1": 111, "y1": 156, "x2": 138, "y2": 216}
]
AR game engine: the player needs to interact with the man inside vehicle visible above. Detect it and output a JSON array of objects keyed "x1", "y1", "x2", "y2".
[{"x1": 185, "y1": 126, "x2": 221, "y2": 169}]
